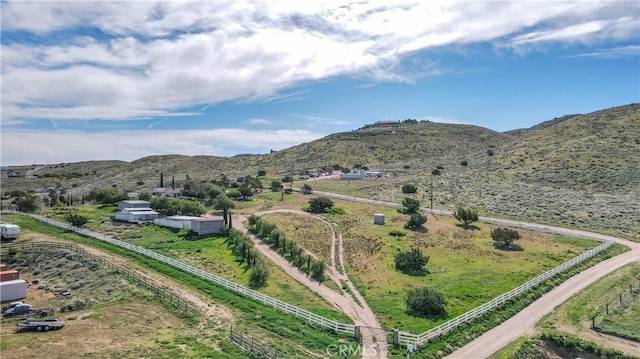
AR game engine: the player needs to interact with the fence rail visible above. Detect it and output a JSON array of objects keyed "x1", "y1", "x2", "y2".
[
  {"x1": 592, "y1": 280, "x2": 639, "y2": 330},
  {"x1": 0, "y1": 241, "x2": 197, "y2": 317},
  {"x1": 1, "y1": 210, "x2": 616, "y2": 350},
  {"x1": 1, "y1": 210, "x2": 355, "y2": 335},
  {"x1": 229, "y1": 326, "x2": 289, "y2": 359}
]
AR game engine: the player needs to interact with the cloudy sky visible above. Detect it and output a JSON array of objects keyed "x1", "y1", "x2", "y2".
[{"x1": 1, "y1": 1, "x2": 638, "y2": 165}]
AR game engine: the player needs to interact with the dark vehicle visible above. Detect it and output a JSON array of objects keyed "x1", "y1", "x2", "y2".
[
  {"x1": 3, "y1": 304, "x2": 33, "y2": 317},
  {"x1": 1, "y1": 301, "x2": 24, "y2": 313},
  {"x1": 17, "y1": 318, "x2": 65, "y2": 332}
]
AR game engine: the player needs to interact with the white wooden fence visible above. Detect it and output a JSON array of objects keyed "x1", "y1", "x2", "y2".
[
  {"x1": 2, "y1": 210, "x2": 615, "y2": 349},
  {"x1": 2, "y1": 210, "x2": 355, "y2": 335}
]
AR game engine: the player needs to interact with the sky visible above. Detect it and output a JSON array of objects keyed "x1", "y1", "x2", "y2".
[{"x1": 1, "y1": 0, "x2": 639, "y2": 165}]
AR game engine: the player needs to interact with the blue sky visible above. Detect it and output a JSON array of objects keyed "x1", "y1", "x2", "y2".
[{"x1": 1, "y1": 1, "x2": 639, "y2": 165}]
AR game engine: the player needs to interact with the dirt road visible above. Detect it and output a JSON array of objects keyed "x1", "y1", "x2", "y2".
[
  {"x1": 235, "y1": 211, "x2": 388, "y2": 358},
  {"x1": 447, "y1": 237, "x2": 640, "y2": 358}
]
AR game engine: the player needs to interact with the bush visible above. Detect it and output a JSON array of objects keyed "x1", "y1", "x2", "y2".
[
  {"x1": 453, "y1": 207, "x2": 479, "y2": 228},
  {"x1": 301, "y1": 184, "x2": 313, "y2": 194},
  {"x1": 248, "y1": 259, "x2": 269, "y2": 289},
  {"x1": 405, "y1": 212, "x2": 427, "y2": 230},
  {"x1": 399, "y1": 197, "x2": 421, "y2": 214},
  {"x1": 401, "y1": 184, "x2": 418, "y2": 194},
  {"x1": 460, "y1": 160, "x2": 468, "y2": 167},
  {"x1": 491, "y1": 227, "x2": 521, "y2": 248},
  {"x1": 388, "y1": 229, "x2": 406, "y2": 237},
  {"x1": 395, "y1": 248, "x2": 429, "y2": 274},
  {"x1": 405, "y1": 287, "x2": 447, "y2": 318},
  {"x1": 307, "y1": 196, "x2": 334, "y2": 213},
  {"x1": 431, "y1": 169, "x2": 441, "y2": 176},
  {"x1": 270, "y1": 181, "x2": 282, "y2": 192},
  {"x1": 66, "y1": 213, "x2": 89, "y2": 228}
]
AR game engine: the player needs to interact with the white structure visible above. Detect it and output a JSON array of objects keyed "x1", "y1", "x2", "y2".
[
  {"x1": 114, "y1": 200, "x2": 158, "y2": 223},
  {"x1": 0, "y1": 279, "x2": 27, "y2": 302},
  {"x1": 341, "y1": 170, "x2": 365, "y2": 180},
  {"x1": 1, "y1": 224, "x2": 20, "y2": 239},
  {"x1": 151, "y1": 188, "x2": 183, "y2": 198},
  {"x1": 117, "y1": 200, "x2": 151, "y2": 211},
  {"x1": 154, "y1": 215, "x2": 224, "y2": 235},
  {"x1": 373, "y1": 214, "x2": 385, "y2": 225}
]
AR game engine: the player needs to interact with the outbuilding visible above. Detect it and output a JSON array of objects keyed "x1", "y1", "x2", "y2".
[
  {"x1": 154, "y1": 215, "x2": 224, "y2": 235},
  {"x1": 114, "y1": 207, "x2": 158, "y2": 224},
  {"x1": 117, "y1": 200, "x2": 152, "y2": 211},
  {"x1": 0, "y1": 279, "x2": 27, "y2": 302}
]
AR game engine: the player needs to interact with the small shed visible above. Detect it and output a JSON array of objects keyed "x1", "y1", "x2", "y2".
[{"x1": 373, "y1": 213, "x2": 385, "y2": 225}]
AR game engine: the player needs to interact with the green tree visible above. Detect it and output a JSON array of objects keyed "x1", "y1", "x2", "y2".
[
  {"x1": 310, "y1": 259, "x2": 326, "y2": 281},
  {"x1": 178, "y1": 199, "x2": 206, "y2": 216},
  {"x1": 308, "y1": 196, "x2": 334, "y2": 213},
  {"x1": 270, "y1": 181, "x2": 282, "y2": 192},
  {"x1": 138, "y1": 192, "x2": 151, "y2": 201},
  {"x1": 66, "y1": 213, "x2": 88, "y2": 228},
  {"x1": 405, "y1": 212, "x2": 427, "y2": 230},
  {"x1": 395, "y1": 248, "x2": 429, "y2": 274},
  {"x1": 249, "y1": 259, "x2": 269, "y2": 288},
  {"x1": 401, "y1": 197, "x2": 421, "y2": 213},
  {"x1": 207, "y1": 185, "x2": 223, "y2": 202},
  {"x1": 453, "y1": 207, "x2": 479, "y2": 228},
  {"x1": 214, "y1": 194, "x2": 235, "y2": 228},
  {"x1": 238, "y1": 185, "x2": 253, "y2": 200},
  {"x1": 257, "y1": 170, "x2": 267, "y2": 177},
  {"x1": 491, "y1": 228, "x2": 521, "y2": 249},
  {"x1": 301, "y1": 184, "x2": 313, "y2": 194},
  {"x1": 13, "y1": 194, "x2": 39, "y2": 212},
  {"x1": 405, "y1": 287, "x2": 447, "y2": 318},
  {"x1": 402, "y1": 184, "x2": 418, "y2": 194}
]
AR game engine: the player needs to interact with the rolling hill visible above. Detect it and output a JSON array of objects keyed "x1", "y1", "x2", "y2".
[{"x1": 2, "y1": 103, "x2": 638, "y2": 239}]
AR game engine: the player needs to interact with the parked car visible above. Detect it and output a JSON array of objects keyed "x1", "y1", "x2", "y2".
[
  {"x1": 2, "y1": 301, "x2": 25, "y2": 313},
  {"x1": 3, "y1": 304, "x2": 33, "y2": 317}
]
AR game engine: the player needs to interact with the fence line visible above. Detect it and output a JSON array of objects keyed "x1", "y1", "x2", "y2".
[
  {"x1": 1, "y1": 210, "x2": 616, "y2": 349},
  {"x1": 229, "y1": 326, "x2": 289, "y2": 359},
  {"x1": 0, "y1": 241, "x2": 197, "y2": 317},
  {"x1": 592, "y1": 280, "x2": 639, "y2": 330},
  {"x1": 1, "y1": 210, "x2": 355, "y2": 335}
]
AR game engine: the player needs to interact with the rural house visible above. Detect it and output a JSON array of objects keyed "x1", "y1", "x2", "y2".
[{"x1": 151, "y1": 187, "x2": 183, "y2": 198}]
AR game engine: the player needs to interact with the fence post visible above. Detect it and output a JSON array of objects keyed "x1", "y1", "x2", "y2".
[
  {"x1": 620, "y1": 293, "x2": 623, "y2": 304},
  {"x1": 606, "y1": 304, "x2": 609, "y2": 315}
]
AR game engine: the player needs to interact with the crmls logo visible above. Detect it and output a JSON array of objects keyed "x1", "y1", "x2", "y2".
[{"x1": 326, "y1": 344, "x2": 378, "y2": 357}]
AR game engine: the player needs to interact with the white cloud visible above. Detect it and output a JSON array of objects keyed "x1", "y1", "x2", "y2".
[
  {"x1": 570, "y1": 45, "x2": 640, "y2": 59},
  {"x1": 1, "y1": 0, "x2": 638, "y2": 123},
  {"x1": 0, "y1": 128, "x2": 324, "y2": 165}
]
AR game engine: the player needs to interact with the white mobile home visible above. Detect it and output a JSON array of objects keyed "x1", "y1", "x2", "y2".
[
  {"x1": 117, "y1": 200, "x2": 152, "y2": 211},
  {"x1": 0, "y1": 279, "x2": 27, "y2": 302},
  {"x1": 114, "y1": 207, "x2": 158, "y2": 224}
]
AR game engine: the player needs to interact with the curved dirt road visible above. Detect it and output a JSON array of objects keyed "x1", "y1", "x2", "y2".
[
  {"x1": 446, "y1": 238, "x2": 639, "y2": 358},
  {"x1": 235, "y1": 211, "x2": 388, "y2": 358}
]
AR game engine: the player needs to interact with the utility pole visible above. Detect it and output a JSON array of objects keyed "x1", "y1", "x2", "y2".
[{"x1": 430, "y1": 174, "x2": 434, "y2": 211}]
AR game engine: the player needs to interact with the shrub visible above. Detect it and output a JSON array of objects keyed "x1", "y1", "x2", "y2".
[
  {"x1": 453, "y1": 207, "x2": 479, "y2": 228},
  {"x1": 491, "y1": 227, "x2": 521, "y2": 248},
  {"x1": 460, "y1": 160, "x2": 468, "y2": 167},
  {"x1": 388, "y1": 229, "x2": 406, "y2": 237},
  {"x1": 405, "y1": 212, "x2": 427, "y2": 230},
  {"x1": 401, "y1": 184, "x2": 418, "y2": 194},
  {"x1": 405, "y1": 287, "x2": 447, "y2": 318},
  {"x1": 399, "y1": 197, "x2": 421, "y2": 214},
  {"x1": 431, "y1": 169, "x2": 441, "y2": 176},
  {"x1": 395, "y1": 248, "x2": 429, "y2": 274},
  {"x1": 66, "y1": 213, "x2": 89, "y2": 228},
  {"x1": 307, "y1": 196, "x2": 334, "y2": 213}
]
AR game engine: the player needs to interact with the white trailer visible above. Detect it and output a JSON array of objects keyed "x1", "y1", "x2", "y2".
[
  {"x1": 1, "y1": 224, "x2": 20, "y2": 240},
  {"x1": 0, "y1": 279, "x2": 27, "y2": 302}
]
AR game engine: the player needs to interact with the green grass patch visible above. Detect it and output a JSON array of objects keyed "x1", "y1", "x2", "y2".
[
  {"x1": 540, "y1": 262, "x2": 640, "y2": 341},
  {"x1": 383, "y1": 243, "x2": 628, "y2": 358},
  {"x1": 4, "y1": 214, "x2": 356, "y2": 357},
  {"x1": 318, "y1": 200, "x2": 604, "y2": 334}
]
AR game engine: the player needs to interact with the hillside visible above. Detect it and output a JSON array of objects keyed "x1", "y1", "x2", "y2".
[{"x1": 2, "y1": 104, "x2": 638, "y2": 239}]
